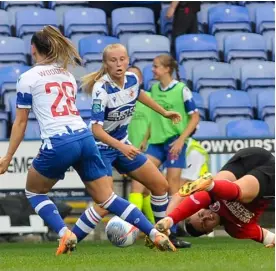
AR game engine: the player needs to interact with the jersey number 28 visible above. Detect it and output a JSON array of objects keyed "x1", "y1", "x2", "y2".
[{"x1": 45, "y1": 82, "x2": 79, "y2": 117}]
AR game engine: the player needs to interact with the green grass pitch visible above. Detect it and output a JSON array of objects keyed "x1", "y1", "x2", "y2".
[{"x1": 0, "y1": 238, "x2": 274, "y2": 271}]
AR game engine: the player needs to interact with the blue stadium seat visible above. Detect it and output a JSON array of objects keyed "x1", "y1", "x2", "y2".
[
  {"x1": 9, "y1": 94, "x2": 40, "y2": 139},
  {"x1": 263, "y1": 31, "x2": 275, "y2": 54},
  {"x1": 143, "y1": 64, "x2": 156, "y2": 91},
  {"x1": 49, "y1": 1, "x2": 88, "y2": 9},
  {"x1": 175, "y1": 34, "x2": 219, "y2": 64},
  {"x1": 226, "y1": 119, "x2": 271, "y2": 138},
  {"x1": 257, "y1": 90, "x2": 275, "y2": 120},
  {"x1": 0, "y1": 10, "x2": 11, "y2": 36},
  {"x1": 67, "y1": 65, "x2": 87, "y2": 89},
  {"x1": 244, "y1": 2, "x2": 274, "y2": 23},
  {"x1": 49, "y1": 1, "x2": 89, "y2": 26},
  {"x1": 0, "y1": 37, "x2": 27, "y2": 66},
  {"x1": 224, "y1": 33, "x2": 267, "y2": 63},
  {"x1": 265, "y1": 115, "x2": 275, "y2": 136},
  {"x1": 2, "y1": 1, "x2": 44, "y2": 26},
  {"x1": 9, "y1": 93, "x2": 17, "y2": 121},
  {"x1": 209, "y1": 90, "x2": 253, "y2": 121},
  {"x1": 16, "y1": 8, "x2": 58, "y2": 38},
  {"x1": 24, "y1": 119, "x2": 41, "y2": 139},
  {"x1": 112, "y1": 7, "x2": 156, "y2": 39},
  {"x1": 208, "y1": 5, "x2": 251, "y2": 35},
  {"x1": 0, "y1": 65, "x2": 30, "y2": 111},
  {"x1": 64, "y1": 8, "x2": 108, "y2": 47},
  {"x1": 178, "y1": 65, "x2": 187, "y2": 84},
  {"x1": 79, "y1": 36, "x2": 120, "y2": 70},
  {"x1": 255, "y1": 4, "x2": 275, "y2": 34},
  {"x1": 193, "y1": 121, "x2": 222, "y2": 139},
  {"x1": 76, "y1": 93, "x2": 91, "y2": 125},
  {"x1": 160, "y1": 7, "x2": 173, "y2": 36},
  {"x1": 193, "y1": 62, "x2": 236, "y2": 92},
  {"x1": 241, "y1": 61, "x2": 275, "y2": 91},
  {"x1": 180, "y1": 60, "x2": 216, "y2": 86},
  {"x1": 85, "y1": 63, "x2": 103, "y2": 73},
  {"x1": 1, "y1": 1, "x2": 44, "y2": 10},
  {"x1": 192, "y1": 92, "x2": 206, "y2": 120},
  {"x1": 273, "y1": 36, "x2": 275, "y2": 61},
  {"x1": 241, "y1": 61, "x2": 275, "y2": 107},
  {"x1": 128, "y1": 35, "x2": 170, "y2": 71},
  {"x1": 197, "y1": 12, "x2": 204, "y2": 34},
  {"x1": 0, "y1": 111, "x2": 8, "y2": 139},
  {"x1": 198, "y1": 3, "x2": 230, "y2": 33}
]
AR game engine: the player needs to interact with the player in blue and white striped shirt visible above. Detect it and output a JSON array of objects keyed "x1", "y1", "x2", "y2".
[{"x1": 71, "y1": 44, "x2": 182, "y2": 245}]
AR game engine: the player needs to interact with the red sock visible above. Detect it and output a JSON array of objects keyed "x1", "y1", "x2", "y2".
[
  {"x1": 168, "y1": 191, "x2": 211, "y2": 224},
  {"x1": 209, "y1": 180, "x2": 241, "y2": 201}
]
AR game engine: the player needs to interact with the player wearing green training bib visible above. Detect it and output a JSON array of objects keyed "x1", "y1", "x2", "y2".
[
  {"x1": 145, "y1": 55, "x2": 199, "y2": 249},
  {"x1": 145, "y1": 55, "x2": 200, "y2": 197}
]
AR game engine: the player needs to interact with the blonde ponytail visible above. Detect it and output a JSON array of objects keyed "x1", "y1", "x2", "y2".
[{"x1": 81, "y1": 66, "x2": 106, "y2": 95}]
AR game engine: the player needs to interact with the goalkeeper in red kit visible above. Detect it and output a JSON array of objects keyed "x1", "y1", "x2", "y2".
[{"x1": 155, "y1": 147, "x2": 275, "y2": 248}]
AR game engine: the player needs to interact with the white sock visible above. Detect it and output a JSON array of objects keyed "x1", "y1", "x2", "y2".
[
  {"x1": 149, "y1": 228, "x2": 159, "y2": 242},
  {"x1": 206, "y1": 181, "x2": 215, "y2": 191},
  {"x1": 58, "y1": 226, "x2": 68, "y2": 237}
]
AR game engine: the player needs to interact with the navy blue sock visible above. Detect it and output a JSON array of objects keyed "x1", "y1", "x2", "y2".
[
  {"x1": 72, "y1": 206, "x2": 102, "y2": 242},
  {"x1": 151, "y1": 193, "x2": 168, "y2": 223},
  {"x1": 25, "y1": 189, "x2": 67, "y2": 237},
  {"x1": 100, "y1": 193, "x2": 154, "y2": 236}
]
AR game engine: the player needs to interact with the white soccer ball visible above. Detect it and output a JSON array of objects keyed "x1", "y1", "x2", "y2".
[{"x1": 105, "y1": 216, "x2": 139, "y2": 247}]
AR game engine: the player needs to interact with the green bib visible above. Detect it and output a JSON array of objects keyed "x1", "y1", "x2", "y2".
[
  {"x1": 128, "y1": 92, "x2": 151, "y2": 147},
  {"x1": 149, "y1": 82, "x2": 190, "y2": 144}
]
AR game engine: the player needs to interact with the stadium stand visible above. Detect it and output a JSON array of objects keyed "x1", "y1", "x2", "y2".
[
  {"x1": 192, "y1": 62, "x2": 236, "y2": 107},
  {"x1": 240, "y1": 61, "x2": 275, "y2": 107},
  {"x1": 0, "y1": 37, "x2": 27, "y2": 66},
  {"x1": 209, "y1": 90, "x2": 253, "y2": 135},
  {"x1": 0, "y1": 65, "x2": 30, "y2": 111},
  {"x1": 49, "y1": 1, "x2": 89, "y2": 26},
  {"x1": 160, "y1": 6, "x2": 173, "y2": 37},
  {"x1": 128, "y1": 34, "x2": 170, "y2": 71},
  {"x1": 0, "y1": 110, "x2": 8, "y2": 139},
  {"x1": 192, "y1": 92, "x2": 206, "y2": 121},
  {"x1": 79, "y1": 35, "x2": 120, "y2": 72},
  {"x1": 226, "y1": 119, "x2": 271, "y2": 138},
  {"x1": 175, "y1": 34, "x2": 219, "y2": 64},
  {"x1": 16, "y1": 8, "x2": 58, "y2": 54},
  {"x1": 224, "y1": 33, "x2": 267, "y2": 63},
  {"x1": 0, "y1": 10, "x2": 11, "y2": 36},
  {"x1": 0, "y1": 1, "x2": 274, "y2": 140},
  {"x1": 193, "y1": 121, "x2": 222, "y2": 139},
  {"x1": 112, "y1": 7, "x2": 156, "y2": 45},
  {"x1": 1, "y1": 1, "x2": 44, "y2": 26},
  {"x1": 255, "y1": 4, "x2": 275, "y2": 35},
  {"x1": 142, "y1": 64, "x2": 156, "y2": 91},
  {"x1": 76, "y1": 92, "x2": 91, "y2": 125},
  {"x1": 64, "y1": 8, "x2": 108, "y2": 48}
]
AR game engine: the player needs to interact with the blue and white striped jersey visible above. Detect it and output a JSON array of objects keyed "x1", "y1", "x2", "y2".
[{"x1": 90, "y1": 72, "x2": 140, "y2": 147}]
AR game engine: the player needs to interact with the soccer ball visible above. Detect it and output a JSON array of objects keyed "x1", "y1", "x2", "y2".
[{"x1": 105, "y1": 216, "x2": 139, "y2": 247}]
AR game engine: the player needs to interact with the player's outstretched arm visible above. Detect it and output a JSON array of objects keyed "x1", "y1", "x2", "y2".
[
  {"x1": 137, "y1": 91, "x2": 181, "y2": 124},
  {"x1": 156, "y1": 191, "x2": 212, "y2": 232},
  {"x1": 0, "y1": 108, "x2": 29, "y2": 174}
]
